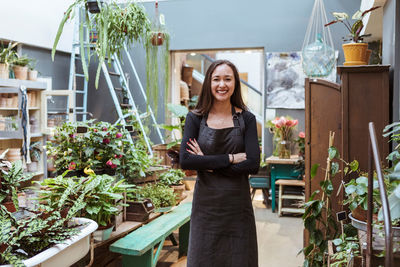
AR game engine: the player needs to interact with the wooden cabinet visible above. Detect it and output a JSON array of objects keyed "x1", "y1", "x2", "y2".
[{"x1": 305, "y1": 65, "x2": 390, "y2": 215}]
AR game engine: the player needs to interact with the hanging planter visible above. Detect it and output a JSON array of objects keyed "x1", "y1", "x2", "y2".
[
  {"x1": 301, "y1": 0, "x2": 335, "y2": 78},
  {"x1": 86, "y1": 0, "x2": 103, "y2": 13},
  {"x1": 151, "y1": 32, "x2": 165, "y2": 46}
]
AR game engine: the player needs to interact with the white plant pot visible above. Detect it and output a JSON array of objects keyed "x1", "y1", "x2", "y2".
[{"x1": 0, "y1": 218, "x2": 98, "y2": 267}]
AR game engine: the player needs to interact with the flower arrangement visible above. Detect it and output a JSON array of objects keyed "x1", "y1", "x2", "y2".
[
  {"x1": 268, "y1": 116, "x2": 298, "y2": 159},
  {"x1": 324, "y1": 6, "x2": 380, "y2": 43}
]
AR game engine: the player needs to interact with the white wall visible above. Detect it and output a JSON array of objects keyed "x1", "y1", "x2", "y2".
[{"x1": 0, "y1": 0, "x2": 75, "y2": 53}]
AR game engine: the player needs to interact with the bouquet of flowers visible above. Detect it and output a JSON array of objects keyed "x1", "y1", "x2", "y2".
[{"x1": 268, "y1": 116, "x2": 298, "y2": 158}]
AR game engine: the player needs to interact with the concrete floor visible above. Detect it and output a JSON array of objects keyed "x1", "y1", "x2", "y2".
[{"x1": 156, "y1": 185, "x2": 304, "y2": 267}]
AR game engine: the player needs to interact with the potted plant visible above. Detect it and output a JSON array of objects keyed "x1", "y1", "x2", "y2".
[
  {"x1": 145, "y1": 3, "x2": 170, "y2": 115},
  {"x1": 295, "y1": 131, "x2": 305, "y2": 159},
  {"x1": 12, "y1": 54, "x2": 32, "y2": 80},
  {"x1": 0, "y1": 153, "x2": 33, "y2": 212},
  {"x1": 27, "y1": 141, "x2": 42, "y2": 173},
  {"x1": 52, "y1": 0, "x2": 150, "y2": 89},
  {"x1": 126, "y1": 185, "x2": 155, "y2": 222},
  {"x1": 131, "y1": 183, "x2": 177, "y2": 211},
  {"x1": 36, "y1": 173, "x2": 134, "y2": 241},
  {"x1": 329, "y1": 234, "x2": 362, "y2": 266},
  {"x1": 158, "y1": 168, "x2": 186, "y2": 202},
  {"x1": 0, "y1": 42, "x2": 18, "y2": 79},
  {"x1": 324, "y1": 6, "x2": 381, "y2": 65},
  {"x1": 154, "y1": 103, "x2": 188, "y2": 167},
  {"x1": 0, "y1": 186, "x2": 97, "y2": 267},
  {"x1": 27, "y1": 58, "x2": 38, "y2": 81}
]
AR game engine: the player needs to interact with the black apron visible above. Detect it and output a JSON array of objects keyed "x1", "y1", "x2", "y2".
[{"x1": 187, "y1": 107, "x2": 258, "y2": 267}]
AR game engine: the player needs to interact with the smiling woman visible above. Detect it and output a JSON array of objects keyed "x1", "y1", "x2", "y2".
[{"x1": 180, "y1": 59, "x2": 260, "y2": 267}]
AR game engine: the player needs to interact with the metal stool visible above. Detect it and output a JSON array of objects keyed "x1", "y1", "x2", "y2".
[
  {"x1": 249, "y1": 176, "x2": 270, "y2": 208},
  {"x1": 275, "y1": 179, "x2": 305, "y2": 216}
]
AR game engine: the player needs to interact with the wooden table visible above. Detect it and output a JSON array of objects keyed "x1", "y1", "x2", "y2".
[{"x1": 265, "y1": 155, "x2": 302, "y2": 212}]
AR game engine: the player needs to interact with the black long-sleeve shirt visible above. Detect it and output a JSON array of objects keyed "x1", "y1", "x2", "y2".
[{"x1": 179, "y1": 111, "x2": 260, "y2": 175}]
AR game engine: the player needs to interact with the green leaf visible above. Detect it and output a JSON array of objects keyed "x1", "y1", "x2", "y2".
[
  {"x1": 349, "y1": 160, "x2": 359, "y2": 172},
  {"x1": 356, "y1": 176, "x2": 368, "y2": 186},
  {"x1": 332, "y1": 238, "x2": 343, "y2": 246},
  {"x1": 345, "y1": 184, "x2": 356, "y2": 194},
  {"x1": 331, "y1": 162, "x2": 339, "y2": 176},
  {"x1": 328, "y1": 146, "x2": 339, "y2": 160},
  {"x1": 310, "y1": 164, "x2": 320, "y2": 179}
]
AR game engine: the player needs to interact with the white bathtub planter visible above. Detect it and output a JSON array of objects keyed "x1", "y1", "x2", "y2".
[
  {"x1": 93, "y1": 225, "x2": 114, "y2": 242},
  {"x1": 1, "y1": 218, "x2": 98, "y2": 267}
]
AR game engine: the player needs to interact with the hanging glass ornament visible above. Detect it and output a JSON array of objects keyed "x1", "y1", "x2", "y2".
[{"x1": 302, "y1": 0, "x2": 335, "y2": 78}]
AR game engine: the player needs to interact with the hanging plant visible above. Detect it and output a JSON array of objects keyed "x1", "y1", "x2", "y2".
[
  {"x1": 52, "y1": 0, "x2": 151, "y2": 88},
  {"x1": 145, "y1": 3, "x2": 170, "y2": 116}
]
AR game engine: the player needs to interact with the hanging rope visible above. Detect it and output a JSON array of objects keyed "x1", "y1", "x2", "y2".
[{"x1": 302, "y1": 0, "x2": 335, "y2": 78}]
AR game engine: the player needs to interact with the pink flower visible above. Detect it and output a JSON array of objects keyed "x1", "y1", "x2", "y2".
[
  {"x1": 286, "y1": 119, "x2": 298, "y2": 127},
  {"x1": 114, "y1": 154, "x2": 123, "y2": 159},
  {"x1": 106, "y1": 160, "x2": 113, "y2": 167},
  {"x1": 93, "y1": 129, "x2": 98, "y2": 133},
  {"x1": 68, "y1": 162, "x2": 76, "y2": 170},
  {"x1": 69, "y1": 133, "x2": 76, "y2": 139},
  {"x1": 102, "y1": 127, "x2": 108, "y2": 131},
  {"x1": 103, "y1": 138, "x2": 110, "y2": 144},
  {"x1": 111, "y1": 163, "x2": 117, "y2": 169},
  {"x1": 272, "y1": 116, "x2": 286, "y2": 129},
  {"x1": 299, "y1": 132, "x2": 305, "y2": 138},
  {"x1": 116, "y1": 132, "x2": 123, "y2": 138}
]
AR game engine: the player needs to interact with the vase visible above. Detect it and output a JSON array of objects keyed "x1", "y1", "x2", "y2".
[{"x1": 278, "y1": 140, "x2": 291, "y2": 159}]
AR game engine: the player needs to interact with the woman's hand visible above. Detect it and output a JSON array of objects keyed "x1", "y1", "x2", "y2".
[
  {"x1": 186, "y1": 138, "x2": 204, "y2": 156},
  {"x1": 231, "y1": 152, "x2": 246, "y2": 164}
]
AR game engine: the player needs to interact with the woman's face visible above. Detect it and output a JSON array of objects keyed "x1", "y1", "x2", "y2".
[{"x1": 210, "y1": 64, "x2": 235, "y2": 103}]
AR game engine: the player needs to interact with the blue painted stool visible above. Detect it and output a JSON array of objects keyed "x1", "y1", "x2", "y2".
[{"x1": 249, "y1": 176, "x2": 270, "y2": 208}]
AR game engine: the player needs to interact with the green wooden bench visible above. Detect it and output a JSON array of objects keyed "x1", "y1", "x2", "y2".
[{"x1": 110, "y1": 202, "x2": 192, "y2": 267}]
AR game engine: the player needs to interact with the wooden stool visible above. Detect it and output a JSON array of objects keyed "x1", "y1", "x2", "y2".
[
  {"x1": 275, "y1": 179, "x2": 305, "y2": 216},
  {"x1": 249, "y1": 176, "x2": 270, "y2": 208}
]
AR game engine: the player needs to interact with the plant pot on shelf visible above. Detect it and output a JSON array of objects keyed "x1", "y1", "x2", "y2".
[
  {"x1": 126, "y1": 198, "x2": 155, "y2": 222},
  {"x1": 151, "y1": 32, "x2": 165, "y2": 46},
  {"x1": 28, "y1": 69, "x2": 38, "y2": 81},
  {"x1": 13, "y1": 65, "x2": 28, "y2": 80},
  {"x1": 342, "y1": 43, "x2": 368, "y2": 66},
  {"x1": 0, "y1": 63, "x2": 9, "y2": 79}
]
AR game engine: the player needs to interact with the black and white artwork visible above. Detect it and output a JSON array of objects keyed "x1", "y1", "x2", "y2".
[{"x1": 266, "y1": 51, "x2": 337, "y2": 109}]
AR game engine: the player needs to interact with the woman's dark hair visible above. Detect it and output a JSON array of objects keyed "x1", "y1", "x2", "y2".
[{"x1": 193, "y1": 59, "x2": 247, "y2": 115}]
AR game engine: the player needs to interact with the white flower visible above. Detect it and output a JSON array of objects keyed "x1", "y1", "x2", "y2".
[
  {"x1": 68, "y1": 148, "x2": 73, "y2": 154},
  {"x1": 118, "y1": 141, "x2": 122, "y2": 147},
  {"x1": 352, "y1": 10, "x2": 363, "y2": 20},
  {"x1": 332, "y1": 12, "x2": 349, "y2": 21}
]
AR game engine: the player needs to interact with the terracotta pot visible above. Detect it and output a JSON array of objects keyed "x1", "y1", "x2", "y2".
[
  {"x1": 5, "y1": 97, "x2": 13, "y2": 108},
  {"x1": 0, "y1": 63, "x2": 8, "y2": 79},
  {"x1": 171, "y1": 183, "x2": 185, "y2": 201},
  {"x1": 151, "y1": 32, "x2": 165, "y2": 46},
  {"x1": 13, "y1": 65, "x2": 28, "y2": 80},
  {"x1": 352, "y1": 205, "x2": 367, "y2": 221},
  {"x1": 342, "y1": 43, "x2": 368, "y2": 66},
  {"x1": 3, "y1": 201, "x2": 16, "y2": 213},
  {"x1": 28, "y1": 70, "x2": 38, "y2": 81}
]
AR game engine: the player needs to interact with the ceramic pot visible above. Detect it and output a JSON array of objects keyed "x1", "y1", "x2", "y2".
[
  {"x1": 28, "y1": 70, "x2": 38, "y2": 81},
  {"x1": 342, "y1": 43, "x2": 368, "y2": 66},
  {"x1": 27, "y1": 161, "x2": 38, "y2": 172},
  {"x1": 0, "y1": 63, "x2": 9, "y2": 79},
  {"x1": 13, "y1": 65, "x2": 28, "y2": 80}
]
